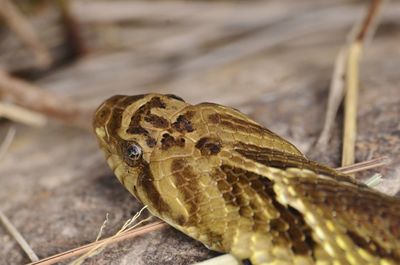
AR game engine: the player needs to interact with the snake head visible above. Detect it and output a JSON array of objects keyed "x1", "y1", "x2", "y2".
[{"x1": 93, "y1": 93, "x2": 188, "y2": 197}]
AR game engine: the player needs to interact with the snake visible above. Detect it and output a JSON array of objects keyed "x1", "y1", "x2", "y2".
[{"x1": 93, "y1": 93, "x2": 400, "y2": 265}]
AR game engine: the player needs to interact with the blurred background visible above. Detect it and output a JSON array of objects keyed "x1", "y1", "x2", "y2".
[{"x1": 0, "y1": 0, "x2": 399, "y2": 264}]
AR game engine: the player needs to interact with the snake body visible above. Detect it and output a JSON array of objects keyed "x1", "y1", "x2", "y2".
[{"x1": 93, "y1": 93, "x2": 400, "y2": 265}]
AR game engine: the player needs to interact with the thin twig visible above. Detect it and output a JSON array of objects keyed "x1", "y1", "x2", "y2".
[
  {"x1": 0, "y1": 127, "x2": 39, "y2": 262},
  {"x1": 0, "y1": 211, "x2": 40, "y2": 262},
  {"x1": 0, "y1": 127, "x2": 16, "y2": 160},
  {"x1": 0, "y1": 70, "x2": 93, "y2": 130},
  {"x1": 342, "y1": 0, "x2": 384, "y2": 166},
  {"x1": 27, "y1": 221, "x2": 167, "y2": 265},
  {"x1": 314, "y1": 48, "x2": 347, "y2": 150},
  {"x1": 355, "y1": 0, "x2": 383, "y2": 43},
  {"x1": 336, "y1": 156, "x2": 390, "y2": 174},
  {"x1": 70, "y1": 206, "x2": 149, "y2": 265},
  {"x1": 0, "y1": 0, "x2": 52, "y2": 68},
  {"x1": 95, "y1": 213, "x2": 109, "y2": 242},
  {"x1": 315, "y1": 0, "x2": 384, "y2": 156}
]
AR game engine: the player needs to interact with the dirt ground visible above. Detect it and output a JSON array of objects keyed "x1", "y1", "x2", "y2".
[{"x1": 0, "y1": 0, "x2": 399, "y2": 264}]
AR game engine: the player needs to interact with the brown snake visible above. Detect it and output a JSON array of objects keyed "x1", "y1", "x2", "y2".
[{"x1": 93, "y1": 93, "x2": 400, "y2": 265}]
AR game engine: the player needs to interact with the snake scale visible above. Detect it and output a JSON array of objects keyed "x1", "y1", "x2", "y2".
[{"x1": 93, "y1": 93, "x2": 400, "y2": 265}]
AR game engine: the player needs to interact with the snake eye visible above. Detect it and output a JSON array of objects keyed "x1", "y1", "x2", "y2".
[{"x1": 126, "y1": 143, "x2": 142, "y2": 160}]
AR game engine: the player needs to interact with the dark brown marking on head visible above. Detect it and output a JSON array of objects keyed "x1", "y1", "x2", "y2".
[
  {"x1": 127, "y1": 96, "x2": 167, "y2": 132},
  {"x1": 106, "y1": 105, "x2": 125, "y2": 136},
  {"x1": 147, "y1": 96, "x2": 166, "y2": 109},
  {"x1": 118, "y1": 95, "x2": 170, "y2": 151},
  {"x1": 129, "y1": 108, "x2": 142, "y2": 128},
  {"x1": 100, "y1": 95, "x2": 135, "y2": 137},
  {"x1": 234, "y1": 142, "x2": 361, "y2": 186},
  {"x1": 126, "y1": 126, "x2": 149, "y2": 135},
  {"x1": 220, "y1": 165, "x2": 316, "y2": 256},
  {"x1": 208, "y1": 113, "x2": 221, "y2": 124},
  {"x1": 172, "y1": 111, "x2": 195, "y2": 133},
  {"x1": 347, "y1": 230, "x2": 400, "y2": 261},
  {"x1": 195, "y1": 137, "x2": 221, "y2": 156},
  {"x1": 165, "y1": 94, "x2": 185, "y2": 102},
  {"x1": 96, "y1": 95, "x2": 171, "y2": 215},
  {"x1": 98, "y1": 94, "x2": 152, "y2": 137},
  {"x1": 171, "y1": 159, "x2": 202, "y2": 226},
  {"x1": 161, "y1": 133, "x2": 185, "y2": 150},
  {"x1": 146, "y1": 137, "x2": 157, "y2": 148},
  {"x1": 107, "y1": 95, "x2": 147, "y2": 132},
  {"x1": 144, "y1": 114, "x2": 169, "y2": 128},
  {"x1": 125, "y1": 125, "x2": 157, "y2": 149},
  {"x1": 137, "y1": 160, "x2": 172, "y2": 214}
]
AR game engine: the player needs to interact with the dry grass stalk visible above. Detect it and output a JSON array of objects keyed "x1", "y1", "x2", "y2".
[
  {"x1": 0, "y1": 210, "x2": 40, "y2": 262},
  {"x1": 0, "y1": 209, "x2": 40, "y2": 262},
  {"x1": 342, "y1": 41, "x2": 362, "y2": 166},
  {"x1": 69, "y1": 206, "x2": 149, "y2": 265},
  {"x1": 0, "y1": 0, "x2": 52, "y2": 68},
  {"x1": 0, "y1": 127, "x2": 39, "y2": 262},
  {"x1": 315, "y1": 0, "x2": 384, "y2": 160},
  {"x1": 27, "y1": 221, "x2": 167, "y2": 265},
  {"x1": 0, "y1": 126, "x2": 16, "y2": 160},
  {"x1": 315, "y1": 48, "x2": 347, "y2": 150},
  {"x1": 0, "y1": 70, "x2": 93, "y2": 130},
  {"x1": 95, "y1": 213, "x2": 109, "y2": 242},
  {"x1": 341, "y1": 0, "x2": 384, "y2": 167},
  {"x1": 337, "y1": 156, "x2": 390, "y2": 174}
]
